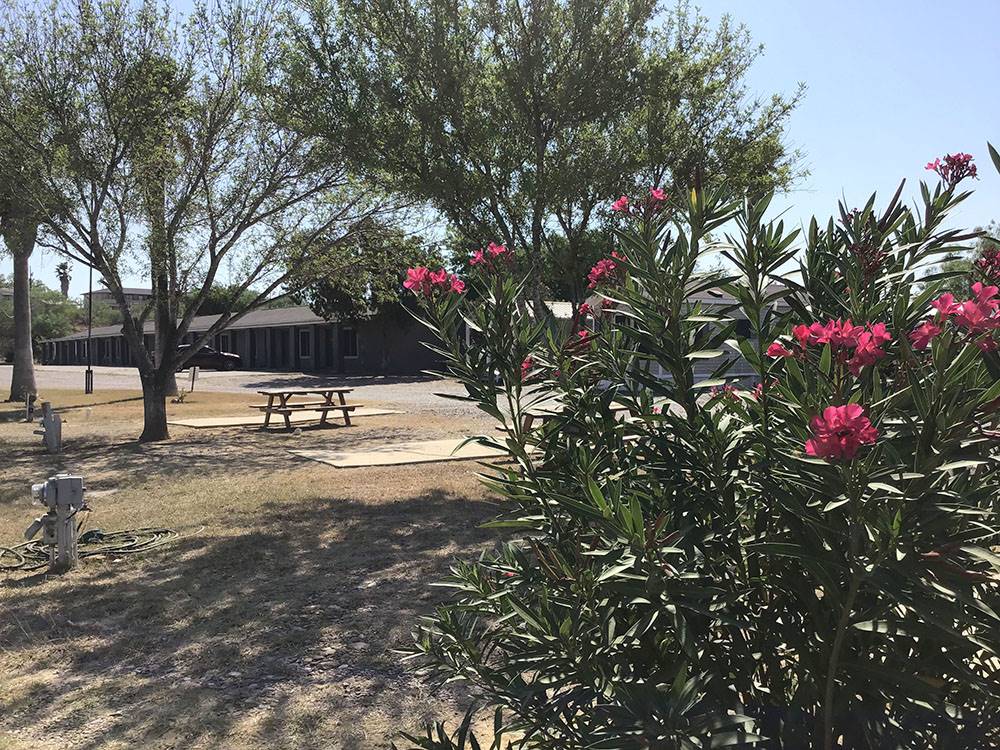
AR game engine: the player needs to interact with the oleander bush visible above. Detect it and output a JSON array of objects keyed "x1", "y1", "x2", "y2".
[{"x1": 400, "y1": 150, "x2": 1000, "y2": 749}]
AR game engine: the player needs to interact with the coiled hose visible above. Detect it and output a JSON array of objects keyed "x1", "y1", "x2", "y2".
[{"x1": 0, "y1": 527, "x2": 178, "y2": 572}]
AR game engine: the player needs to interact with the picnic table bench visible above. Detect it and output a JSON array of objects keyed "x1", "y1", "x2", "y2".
[{"x1": 251, "y1": 387, "x2": 362, "y2": 430}]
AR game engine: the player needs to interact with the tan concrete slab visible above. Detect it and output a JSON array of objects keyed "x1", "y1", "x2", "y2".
[
  {"x1": 167, "y1": 408, "x2": 401, "y2": 428},
  {"x1": 289, "y1": 437, "x2": 515, "y2": 468}
]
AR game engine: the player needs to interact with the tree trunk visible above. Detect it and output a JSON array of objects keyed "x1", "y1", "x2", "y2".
[
  {"x1": 6, "y1": 222, "x2": 38, "y2": 402},
  {"x1": 138, "y1": 368, "x2": 170, "y2": 442},
  {"x1": 155, "y1": 321, "x2": 179, "y2": 396}
]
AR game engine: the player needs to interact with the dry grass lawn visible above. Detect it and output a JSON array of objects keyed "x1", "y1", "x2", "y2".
[{"x1": 0, "y1": 389, "x2": 501, "y2": 749}]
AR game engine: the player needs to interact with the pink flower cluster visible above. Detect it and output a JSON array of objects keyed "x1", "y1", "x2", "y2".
[
  {"x1": 924, "y1": 282, "x2": 1000, "y2": 350},
  {"x1": 925, "y1": 153, "x2": 977, "y2": 188},
  {"x1": 520, "y1": 356, "x2": 534, "y2": 381},
  {"x1": 587, "y1": 251, "x2": 625, "y2": 289},
  {"x1": 768, "y1": 319, "x2": 892, "y2": 375},
  {"x1": 610, "y1": 186, "x2": 669, "y2": 216},
  {"x1": 709, "y1": 384, "x2": 740, "y2": 403},
  {"x1": 403, "y1": 266, "x2": 465, "y2": 297},
  {"x1": 974, "y1": 245, "x2": 1000, "y2": 285},
  {"x1": 469, "y1": 242, "x2": 512, "y2": 271},
  {"x1": 805, "y1": 404, "x2": 879, "y2": 460}
]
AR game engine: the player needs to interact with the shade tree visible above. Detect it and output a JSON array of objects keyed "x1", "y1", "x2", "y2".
[{"x1": 0, "y1": 0, "x2": 385, "y2": 440}]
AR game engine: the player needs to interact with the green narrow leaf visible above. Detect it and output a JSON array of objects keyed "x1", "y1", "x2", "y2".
[{"x1": 819, "y1": 343, "x2": 832, "y2": 376}]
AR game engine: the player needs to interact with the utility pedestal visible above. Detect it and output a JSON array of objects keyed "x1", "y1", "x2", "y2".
[
  {"x1": 26, "y1": 474, "x2": 86, "y2": 573},
  {"x1": 33, "y1": 402, "x2": 62, "y2": 454}
]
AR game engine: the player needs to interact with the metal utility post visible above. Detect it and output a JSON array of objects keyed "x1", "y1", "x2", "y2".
[
  {"x1": 25, "y1": 474, "x2": 86, "y2": 573},
  {"x1": 33, "y1": 402, "x2": 62, "y2": 453},
  {"x1": 85, "y1": 264, "x2": 94, "y2": 394}
]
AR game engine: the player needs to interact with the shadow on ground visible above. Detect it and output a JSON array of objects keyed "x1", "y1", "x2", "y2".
[
  {"x1": 0, "y1": 418, "x2": 462, "y2": 507},
  {"x1": 0, "y1": 489, "x2": 498, "y2": 749}
]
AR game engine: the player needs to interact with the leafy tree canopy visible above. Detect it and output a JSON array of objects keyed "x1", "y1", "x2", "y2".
[
  {"x1": 288, "y1": 218, "x2": 442, "y2": 322},
  {"x1": 291, "y1": 0, "x2": 803, "y2": 303}
]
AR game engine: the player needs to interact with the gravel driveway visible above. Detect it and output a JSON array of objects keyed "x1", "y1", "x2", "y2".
[{"x1": 0, "y1": 364, "x2": 476, "y2": 415}]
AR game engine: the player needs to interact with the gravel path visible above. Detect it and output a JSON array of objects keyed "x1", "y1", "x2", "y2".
[{"x1": 0, "y1": 364, "x2": 478, "y2": 416}]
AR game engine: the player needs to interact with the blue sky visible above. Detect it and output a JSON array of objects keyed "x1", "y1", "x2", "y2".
[
  {"x1": 18, "y1": 0, "x2": 1000, "y2": 295},
  {"x1": 694, "y1": 0, "x2": 1000, "y2": 233}
]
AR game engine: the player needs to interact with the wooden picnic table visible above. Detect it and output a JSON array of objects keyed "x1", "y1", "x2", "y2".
[{"x1": 251, "y1": 387, "x2": 362, "y2": 430}]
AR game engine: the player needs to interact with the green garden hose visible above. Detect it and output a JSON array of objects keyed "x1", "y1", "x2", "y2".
[{"x1": 0, "y1": 527, "x2": 178, "y2": 572}]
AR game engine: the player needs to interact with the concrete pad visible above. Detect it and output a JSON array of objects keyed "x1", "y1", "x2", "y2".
[
  {"x1": 167, "y1": 408, "x2": 401, "y2": 428},
  {"x1": 289, "y1": 437, "x2": 514, "y2": 468}
]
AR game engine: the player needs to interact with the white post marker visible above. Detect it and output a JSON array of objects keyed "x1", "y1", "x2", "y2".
[{"x1": 33, "y1": 402, "x2": 63, "y2": 454}]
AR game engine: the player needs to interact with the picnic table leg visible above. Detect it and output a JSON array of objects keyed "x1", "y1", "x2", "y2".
[
  {"x1": 262, "y1": 394, "x2": 274, "y2": 429},
  {"x1": 338, "y1": 391, "x2": 352, "y2": 426},
  {"x1": 317, "y1": 391, "x2": 334, "y2": 427},
  {"x1": 280, "y1": 394, "x2": 293, "y2": 430}
]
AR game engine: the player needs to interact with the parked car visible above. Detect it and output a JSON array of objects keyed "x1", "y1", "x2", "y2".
[{"x1": 176, "y1": 344, "x2": 241, "y2": 371}]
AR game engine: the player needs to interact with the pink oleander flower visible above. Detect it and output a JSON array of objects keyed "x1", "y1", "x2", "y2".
[
  {"x1": 932, "y1": 292, "x2": 960, "y2": 317},
  {"x1": 971, "y1": 281, "x2": 1000, "y2": 311},
  {"x1": 752, "y1": 377, "x2": 779, "y2": 402},
  {"x1": 847, "y1": 330, "x2": 888, "y2": 375},
  {"x1": 792, "y1": 324, "x2": 812, "y2": 348},
  {"x1": 867, "y1": 322, "x2": 892, "y2": 346},
  {"x1": 578, "y1": 329, "x2": 590, "y2": 340},
  {"x1": 649, "y1": 186, "x2": 667, "y2": 202},
  {"x1": 520, "y1": 356, "x2": 534, "y2": 380},
  {"x1": 805, "y1": 404, "x2": 879, "y2": 461},
  {"x1": 974, "y1": 245, "x2": 1000, "y2": 284},
  {"x1": 587, "y1": 256, "x2": 619, "y2": 289},
  {"x1": 952, "y1": 300, "x2": 998, "y2": 334},
  {"x1": 403, "y1": 266, "x2": 433, "y2": 297},
  {"x1": 611, "y1": 195, "x2": 629, "y2": 212},
  {"x1": 976, "y1": 336, "x2": 998, "y2": 352},
  {"x1": 470, "y1": 242, "x2": 512, "y2": 272},
  {"x1": 709, "y1": 384, "x2": 739, "y2": 402},
  {"x1": 784, "y1": 319, "x2": 893, "y2": 374},
  {"x1": 403, "y1": 266, "x2": 465, "y2": 297},
  {"x1": 909, "y1": 320, "x2": 942, "y2": 350},
  {"x1": 926, "y1": 152, "x2": 977, "y2": 188}
]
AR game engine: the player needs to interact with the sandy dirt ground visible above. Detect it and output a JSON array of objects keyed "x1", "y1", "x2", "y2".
[{"x1": 0, "y1": 371, "x2": 503, "y2": 749}]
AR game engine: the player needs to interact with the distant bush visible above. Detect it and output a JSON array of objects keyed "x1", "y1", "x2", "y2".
[{"x1": 401, "y1": 151, "x2": 1000, "y2": 748}]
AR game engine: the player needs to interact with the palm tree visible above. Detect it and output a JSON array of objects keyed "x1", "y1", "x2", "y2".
[{"x1": 55, "y1": 260, "x2": 71, "y2": 297}]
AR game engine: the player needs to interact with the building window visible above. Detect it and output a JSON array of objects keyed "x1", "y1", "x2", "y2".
[
  {"x1": 298, "y1": 329, "x2": 312, "y2": 358},
  {"x1": 342, "y1": 327, "x2": 358, "y2": 358}
]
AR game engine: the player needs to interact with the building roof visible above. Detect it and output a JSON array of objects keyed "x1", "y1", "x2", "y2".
[
  {"x1": 83, "y1": 287, "x2": 153, "y2": 296},
  {"x1": 0, "y1": 287, "x2": 12, "y2": 298},
  {"x1": 46, "y1": 305, "x2": 328, "y2": 342},
  {"x1": 45, "y1": 300, "x2": 576, "y2": 343}
]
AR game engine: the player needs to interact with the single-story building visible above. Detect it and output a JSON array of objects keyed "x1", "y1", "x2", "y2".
[
  {"x1": 81, "y1": 286, "x2": 154, "y2": 308},
  {"x1": 40, "y1": 288, "x2": 771, "y2": 379},
  {"x1": 40, "y1": 305, "x2": 446, "y2": 375}
]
